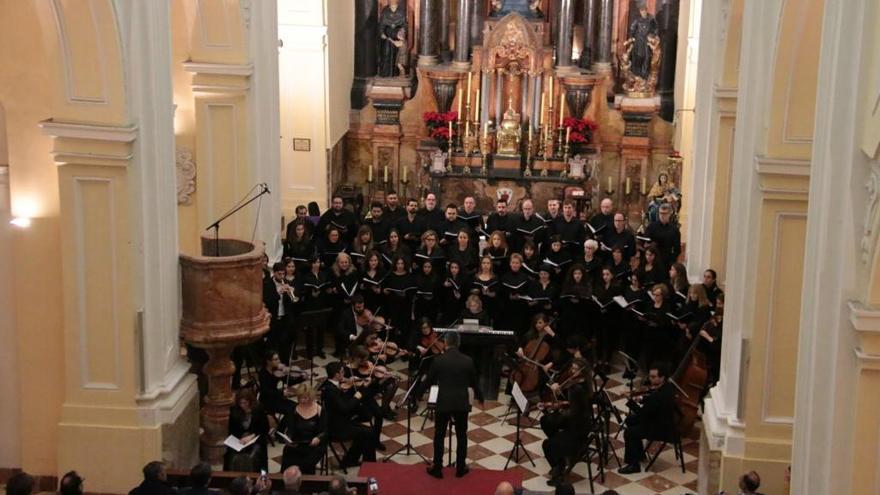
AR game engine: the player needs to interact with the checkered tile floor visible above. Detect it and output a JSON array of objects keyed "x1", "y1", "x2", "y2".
[{"x1": 259, "y1": 350, "x2": 700, "y2": 495}]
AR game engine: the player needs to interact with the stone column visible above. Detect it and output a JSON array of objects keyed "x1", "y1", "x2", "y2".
[
  {"x1": 595, "y1": 0, "x2": 614, "y2": 68},
  {"x1": 579, "y1": 0, "x2": 597, "y2": 68},
  {"x1": 418, "y1": 0, "x2": 438, "y2": 66},
  {"x1": 453, "y1": 0, "x2": 472, "y2": 67},
  {"x1": 439, "y1": 0, "x2": 451, "y2": 61},
  {"x1": 555, "y1": 0, "x2": 575, "y2": 70},
  {"x1": 352, "y1": 0, "x2": 379, "y2": 108},
  {"x1": 469, "y1": 0, "x2": 484, "y2": 48},
  {"x1": 656, "y1": 0, "x2": 679, "y2": 121}
]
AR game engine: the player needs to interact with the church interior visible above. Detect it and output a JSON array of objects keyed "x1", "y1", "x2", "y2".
[{"x1": 1, "y1": 0, "x2": 879, "y2": 494}]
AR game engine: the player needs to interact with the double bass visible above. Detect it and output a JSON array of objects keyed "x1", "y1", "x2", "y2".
[{"x1": 669, "y1": 323, "x2": 711, "y2": 436}]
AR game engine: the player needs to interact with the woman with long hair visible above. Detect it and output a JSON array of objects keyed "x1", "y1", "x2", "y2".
[
  {"x1": 382, "y1": 255, "x2": 416, "y2": 341},
  {"x1": 471, "y1": 255, "x2": 499, "y2": 315},
  {"x1": 558, "y1": 264, "x2": 592, "y2": 345},
  {"x1": 318, "y1": 227, "x2": 348, "y2": 268},
  {"x1": 485, "y1": 230, "x2": 510, "y2": 275},
  {"x1": 441, "y1": 260, "x2": 467, "y2": 325},
  {"x1": 413, "y1": 258, "x2": 441, "y2": 323},
  {"x1": 285, "y1": 219, "x2": 316, "y2": 271},
  {"x1": 360, "y1": 250, "x2": 386, "y2": 312},
  {"x1": 639, "y1": 246, "x2": 667, "y2": 288},
  {"x1": 381, "y1": 228, "x2": 411, "y2": 268},
  {"x1": 414, "y1": 230, "x2": 446, "y2": 275},
  {"x1": 447, "y1": 229, "x2": 479, "y2": 276},
  {"x1": 350, "y1": 225, "x2": 375, "y2": 270}
]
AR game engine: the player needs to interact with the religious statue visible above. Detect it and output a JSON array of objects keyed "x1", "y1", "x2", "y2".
[
  {"x1": 646, "y1": 172, "x2": 681, "y2": 222},
  {"x1": 620, "y1": 1, "x2": 661, "y2": 96},
  {"x1": 490, "y1": 0, "x2": 543, "y2": 18},
  {"x1": 496, "y1": 97, "x2": 522, "y2": 156},
  {"x1": 378, "y1": 0, "x2": 407, "y2": 78}
]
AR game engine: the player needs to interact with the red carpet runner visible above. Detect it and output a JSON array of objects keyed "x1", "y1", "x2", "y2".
[{"x1": 357, "y1": 462, "x2": 523, "y2": 495}]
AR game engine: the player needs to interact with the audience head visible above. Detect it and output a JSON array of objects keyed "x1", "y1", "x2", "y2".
[
  {"x1": 295, "y1": 205, "x2": 307, "y2": 218},
  {"x1": 6, "y1": 472, "x2": 34, "y2": 495},
  {"x1": 327, "y1": 475, "x2": 350, "y2": 495},
  {"x1": 600, "y1": 491, "x2": 621, "y2": 495},
  {"x1": 739, "y1": 470, "x2": 761, "y2": 493},
  {"x1": 59, "y1": 471, "x2": 84, "y2": 495},
  {"x1": 493, "y1": 481, "x2": 515, "y2": 495},
  {"x1": 307, "y1": 202, "x2": 320, "y2": 217},
  {"x1": 142, "y1": 461, "x2": 166, "y2": 483},
  {"x1": 554, "y1": 483, "x2": 575, "y2": 495},
  {"x1": 189, "y1": 462, "x2": 212, "y2": 489},
  {"x1": 228, "y1": 476, "x2": 251, "y2": 495},
  {"x1": 282, "y1": 466, "x2": 302, "y2": 491}
]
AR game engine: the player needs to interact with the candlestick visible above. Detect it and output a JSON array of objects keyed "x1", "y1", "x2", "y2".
[
  {"x1": 607, "y1": 176, "x2": 613, "y2": 192},
  {"x1": 474, "y1": 89, "x2": 480, "y2": 121},
  {"x1": 558, "y1": 90, "x2": 565, "y2": 126},
  {"x1": 457, "y1": 88, "x2": 463, "y2": 116},
  {"x1": 465, "y1": 119, "x2": 470, "y2": 151},
  {"x1": 367, "y1": 164, "x2": 373, "y2": 182},
  {"x1": 540, "y1": 93, "x2": 546, "y2": 126},
  {"x1": 466, "y1": 72, "x2": 472, "y2": 105},
  {"x1": 626, "y1": 177, "x2": 631, "y2": 195}
]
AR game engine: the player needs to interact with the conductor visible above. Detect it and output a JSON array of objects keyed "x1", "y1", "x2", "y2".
[{"x1": 425, "y1": 330, "x2": 484, "y2": 479}]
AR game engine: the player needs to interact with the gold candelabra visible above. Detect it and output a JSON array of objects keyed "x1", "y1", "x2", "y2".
[{"x1": 479, "y1": 130, "x2": 490, "y2": 175}]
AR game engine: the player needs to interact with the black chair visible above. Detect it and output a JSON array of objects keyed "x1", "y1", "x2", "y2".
[
  {"x1": 643, "y1": 428, "x2": 686, "y2": 473},
  {"x1": 564, "y1": 425, "x2": 604, "y2": 493},
  {"x1": 326, "y1": 438, "x2": 350, "y2": 474}
]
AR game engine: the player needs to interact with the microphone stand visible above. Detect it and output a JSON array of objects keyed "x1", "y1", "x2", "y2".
[{"x1": 206, "y1": 183, "x2": 271, "y2": 257}]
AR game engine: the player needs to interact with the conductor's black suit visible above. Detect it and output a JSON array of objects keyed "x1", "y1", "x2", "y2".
[{"x1": 425, "y1": 346, "x2": 484, "y2": 470}]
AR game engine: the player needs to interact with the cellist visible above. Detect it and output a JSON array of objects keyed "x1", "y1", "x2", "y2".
[
  {"x1": 511, "y1": 313, "x2": 556, "y2": 394},
  {"x1": 618, "y1": 362, "x2": 677, "y2": 474},
  {"x1": 538, "y1": 357, "x2": 593, "y2": 487}
]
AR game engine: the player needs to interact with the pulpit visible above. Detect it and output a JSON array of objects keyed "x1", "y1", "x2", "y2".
[{"x1": 179, "y1": 237, "x2": 270, "y2": 463}]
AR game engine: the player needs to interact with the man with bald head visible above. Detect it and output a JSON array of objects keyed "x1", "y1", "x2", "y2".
[
  {"x1": 509, "y1": 198, "x2": 546, "y2": 252},
  {"x1": 417, "y1": 192, "x2": 444, "y2": 233},
  {"x1": 457, "y1": 196, "x2": 484, "y2": 236},
  {"x1": 493, "y1": 481, "x2": 537, "y2": 495},
  {"x1": 587, "y1": 197, "x2": 614, "y2": 241},
  {"x1": 601, "y1": 212, "x2": 636, "y2": 262},
  {"x1": 280, "y1": 466, "x2": 302, "y2": 495}
]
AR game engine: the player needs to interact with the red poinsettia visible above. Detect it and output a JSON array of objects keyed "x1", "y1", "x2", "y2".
[
  {"x1": 423, "y1": 111, "x2": 458, "y2": 140},
  {"x1": 562, "y1": 116, "x2": 599, "y2": 144}
]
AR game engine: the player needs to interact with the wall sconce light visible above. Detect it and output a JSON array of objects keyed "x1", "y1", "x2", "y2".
[{"x1": 10, "y1": 217, "x2": 31, "y2": 228}]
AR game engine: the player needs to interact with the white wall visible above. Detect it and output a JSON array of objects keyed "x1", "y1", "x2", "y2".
[
  {"x1": 278, "y1": 0, "x2": 354, "y2": 215},
  {"x1": 0, "y1": 159, "x2": 21, "y2": 468}
]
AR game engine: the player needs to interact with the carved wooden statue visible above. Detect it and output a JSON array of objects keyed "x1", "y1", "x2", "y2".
[{"x1": 620, "y1": 1, "x2": 661, "y2": 96}]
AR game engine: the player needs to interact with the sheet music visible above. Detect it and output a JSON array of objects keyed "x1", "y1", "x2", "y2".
[
  {"x1": 511, "y1": 381, "x2": 528, "y2": 413},
  {"x1": 224, "y1": 434, "x2": 258, "y2": 452},
  {"x1": 428, "y1": 385, "x2": 439, "y2": 405}
]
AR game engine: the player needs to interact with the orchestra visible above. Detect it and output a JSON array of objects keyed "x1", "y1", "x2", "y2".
[{"x1": 240, "y1": 196, "x2": 720, "y2": 483}]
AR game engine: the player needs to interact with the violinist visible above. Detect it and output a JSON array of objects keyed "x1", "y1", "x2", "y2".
[
  {"x1": 539, "y1": 358, "x2": 593, "y2": 487},
  {"x1": 345, "y1": 346, "x2": 396, "y2": 445},
  {"x1": 407, "y1": 317, "x2": 447, "y2": 373},
  {"x1": 335, "y1": 295, "x2": 369, "y2": 358},
  {"x1": 619, "y1": 362, "x2": 677, "y2": 474},
  {"x1": 321, "y1": 361, "x2": 377, "y2": 467},
  {"x1": 258, "y1": 350, "x2": 298, "y2": 418}
]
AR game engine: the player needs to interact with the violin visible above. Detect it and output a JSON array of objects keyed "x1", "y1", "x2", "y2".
[
  {"x1": 367, "y1": 338, "x2": 408, "y2": 359},
  {"x1": 418, "y1": 329, "x2": 447, "y2": 356}
]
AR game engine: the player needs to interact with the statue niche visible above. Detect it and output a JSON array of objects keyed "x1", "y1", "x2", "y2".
[
  {"x1": 377, "y1": 0, "x2": 408, "y2": 78},
  {"x1": 620, "y1": 1, "x2": 661, "y2": 96}
]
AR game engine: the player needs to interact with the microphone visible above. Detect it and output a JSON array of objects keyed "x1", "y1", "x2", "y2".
[{"x1": 262, "y1": 183, "x2": 271, "y2": 194}]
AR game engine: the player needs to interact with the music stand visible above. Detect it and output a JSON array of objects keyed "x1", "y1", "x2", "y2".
[
  {"x1": 384, "y1": 371, "x2": 429, "y2": 463},
  {"x1": 504, "y1": 382, "x2": 535, "y2": 469}
]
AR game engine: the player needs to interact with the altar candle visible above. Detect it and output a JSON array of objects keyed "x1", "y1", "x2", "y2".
[
  {"x1": 529, "y1": 126, "x2": 533, "y2": 146},
  {"x1": 558, "y1": 91, "x2": 565, "y2": 126},
  {"x1": 367, "y1": 165, "x2": 372, "y2": 182},
  {"x1": 607, "y1": 176, "x2": 613, "y2": 191},
  {"x1": 540, "y1": 93, "x2": 546, "y2": 125},
  {"x1": 448, "y1": 120, "x2": 453, "y2": 138},
  {"x1": 548, "y1": 76, "x2": 553, "y2": 103},
  {"x1": 383, "y1": 165, "x2": 389, "y2": 183},
  {"x1": 641, "y1": 179, "x2": 647, "y2": 195},
  {"x1": 457, "y1": 88, "x2": 463, "y2": 116},
  {"x1": 402, "y1": 166, "x2": 407, "y2": 183},
  {"x1": 626, "y1": 177, "x2": 632, "y2": 195},
  {"x1": 483, "y1": 121, "x2": 488, "y2": 138},
  {"x1": 466, "y1": 72, "x2": 473, "y2": 105},
  {"x1": 474, "y1": 89, "x2": 481, "y2": 121},
  {"x1": 565, "y1": 126, "x2": 571, "y2": 144}
]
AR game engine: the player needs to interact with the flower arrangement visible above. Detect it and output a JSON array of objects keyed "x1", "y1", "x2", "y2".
[
  {"x1": 423, "y1": 111, "x2": 458, "y2": 141},
  {"x1": 561, "y1": 116, "x2": 599, "y2": 144}
]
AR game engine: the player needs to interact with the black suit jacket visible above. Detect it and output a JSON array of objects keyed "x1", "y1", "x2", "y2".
[
  {"x1": 637, "y1": 382, "x2": 677, "y2": 439},
  {"x1": 321, "y1": 380, "x2": 363, "y2": 434},
  {"x1": 425, "y1": 347, "x2": 483, "y2": 413}
]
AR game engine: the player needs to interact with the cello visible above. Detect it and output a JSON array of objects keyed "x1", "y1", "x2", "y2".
[{"x1": 511, "y1": 318, "x2": 555, "y2": 393}]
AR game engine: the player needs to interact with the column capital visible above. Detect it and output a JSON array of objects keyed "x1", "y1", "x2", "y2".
[{"x1": 39, "y1": 119, "x2": 137, "y2": 167}]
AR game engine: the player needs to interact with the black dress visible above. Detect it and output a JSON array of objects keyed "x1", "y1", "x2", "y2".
[
  {"x1": 317, "y1": 239, "x2": 348, "y2": 268},
  {"x1": 280, "y1": 407, "x2": 327, "y2": 474},
  {"x1": 447, "y1": 245, "x2": 479, "y2": 277},
  {"x1": 592, "y1": 282, "x2": 622, "y2": 363},
  {"x1": 527, "y1": 279, "x2": 558, "y2": 318},
  {"x1": 558, "y1": 283, "x2": 593, "y2": 345},
  {"x1": 360, "y1": 268, "x2": 387, "y2": 312},
  {"x1": 414, "y1": 246, "x2": 447, "y2": 276},
  {"x1": 485, "y1": 246, "x2": 510, "y2": 275},
  {"x1": 500, "y1": 269, "x2": 532, "y2": 336},
  {"x1": 440, "y1": 272, "x2": 468, "y2": 326},
  {"x1": 224, "y1": 405, "x2": 270, "y2": 472},
  {"x1": 383, "y1": 271, "x2": 416, "y2": 340},
  {"x1": 414, "y1": 271, "x2": 441, "y2": 323}
]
